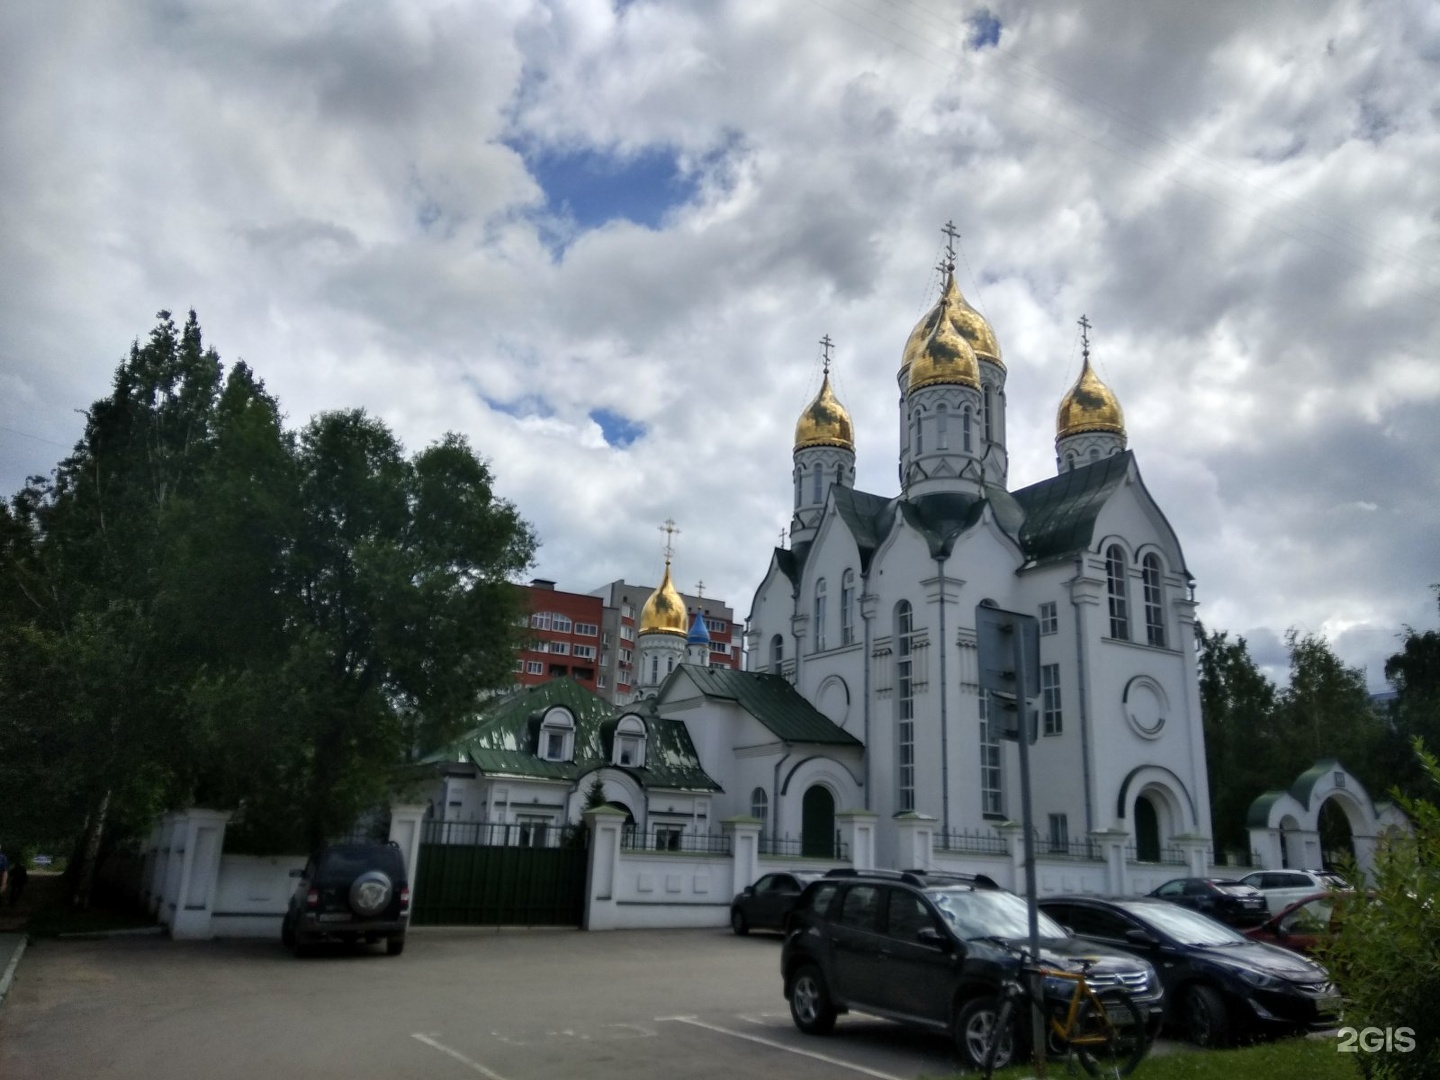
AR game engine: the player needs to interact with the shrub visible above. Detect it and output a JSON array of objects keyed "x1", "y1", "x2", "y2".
[{"x1": 1322, "y1": 740, "x2": 1440, "y2": 1080}]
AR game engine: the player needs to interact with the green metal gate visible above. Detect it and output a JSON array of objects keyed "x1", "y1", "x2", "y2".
[{"x1": 411, "y1": 821, "x2": 589, "y2": 927}]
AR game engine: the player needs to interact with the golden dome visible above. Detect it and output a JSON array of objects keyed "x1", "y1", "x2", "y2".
[
  {"x1": 794, "y1": 373, "x2": 855, "y2": 452},
  {"x1": 1056, "y1": 357, "x2": 1125, "y2": 439},
  {"x1": 639, "y1": 560, "x2": 688, "y2": 637},
  {"x1": 900, "y1": 273, "x2": 1003, "y2": 379},
  {"x1": 906, "y1": 287, "x2": 981, "y2": 392}
]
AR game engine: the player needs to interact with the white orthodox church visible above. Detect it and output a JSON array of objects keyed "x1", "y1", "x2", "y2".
[
  {"x1": 429, "y1": 233, "x2": 1212, "y2": 875},
  {"x1": 627, "y1": 237, "x2": 1212, "y2": 869}
]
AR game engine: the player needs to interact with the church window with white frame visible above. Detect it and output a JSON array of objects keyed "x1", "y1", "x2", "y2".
[
  {"x1": 814, "y1": 578, "x2": 827, "y2": 651},
  {"x1": 979, "y1": 694, "x2": 1004, "y2": 817},
  {"x1": 896, "y1": 600, "x2": 916, "y2": 812},
  {"x1": 812, "y1": 462, "x2": 822, "y2": 503},
  {"x1": 750, "y1": 787, "x2": 768, "y2": 829},
  {"x1": 1041, "y1": 663, "x2": 1062, "y2": 735},
  {"x1": 1106, "y1": 545, "x2": 1130, "y2": 640},
  {"x1": 1142, "y1": 554, "x2": 1166, "y2": 648},
  {"x1": 613, "y1": 716, "x2": 646, "y2": 768},
  {"x1": 841, "y1": 569, "x2": 856, "y2": 646},
  {"x1": 1039, "y1": 601, "x2": 1058, "y2": 635},
  {"x1": 770, "y1": 634, "x2": 784, "y2": 675},
  {"x1": 914, "y1": 409, "x2": 924, "y2": 455},
  {"x1": 936, "y1": 403, "x2": 949, "y2": 450},
  {"x1": 963, "y1": 406, "x2": 973, "y2": 452},
  {"x1": 539, "y1": 710, "x2": 574, "y2": 762}
]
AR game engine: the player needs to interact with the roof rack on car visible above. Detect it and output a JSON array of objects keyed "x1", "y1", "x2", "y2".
[
  {"x1": 901, "y1": 869, "x2": 1002, "y2": 890},
  {"x1": 822, "y1": 867, "x2": 1001, "y2": 890}
]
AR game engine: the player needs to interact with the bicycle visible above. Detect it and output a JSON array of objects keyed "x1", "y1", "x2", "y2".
[{"x1": 979, "y1": 947, "x2": 1150, "y2": 1079}]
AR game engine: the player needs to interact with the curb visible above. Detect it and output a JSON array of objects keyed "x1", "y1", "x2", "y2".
[{"x1": 0, "y1": 936, "x2": 27, "y2": 1008}]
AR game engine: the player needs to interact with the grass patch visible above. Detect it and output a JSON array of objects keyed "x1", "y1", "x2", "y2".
[
  {"x1": 3, "y1": 871, "x2": 159, "y2": 938},
  {"x1": 960, "y1": 1035, "x2": 1355, "y2": 1080}
]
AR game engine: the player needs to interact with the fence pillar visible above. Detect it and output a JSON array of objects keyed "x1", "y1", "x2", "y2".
[
  {"x1": 724, "y1": 817, "x2": 762, "y2": 891},
  {"x1": 388, "y1": 804, "x2": 427, "y2": 897},
  {"x1": 1174, "y1": 833, "x2": 1211, "y2": 878},
  {"x1": 1090, "y1": 828, "x2": 1130, "y2": 895},
  {"x1": 995, "y1": 821, "x2": 1026, "y2": 891},
  {"x1": 170, "y1": 809, "x2": 232, "y2": 940},
  {"x1": 894, "y1": 812, "x2": 937, "y2": 872},
  {"x1": 837, "y1": 810, "x2": 878, "y2": 871},
  {"x1": 582, "y1": 806, "x2": 628, "y2": 931}
]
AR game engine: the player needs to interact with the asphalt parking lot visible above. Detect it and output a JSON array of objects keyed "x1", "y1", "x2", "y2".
[{"x1": 0, "y1": 926, "x2": 991, "y2": 1080}]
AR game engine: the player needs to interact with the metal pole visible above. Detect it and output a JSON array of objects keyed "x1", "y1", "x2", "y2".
[{"x1": 1013, "y1": 625, "x2": 1047, "y2": 1076}]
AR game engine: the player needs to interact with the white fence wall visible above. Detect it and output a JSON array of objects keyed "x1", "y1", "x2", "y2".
[{"x1": 210, "y1": 854, "x2": 306, "y2": 939}]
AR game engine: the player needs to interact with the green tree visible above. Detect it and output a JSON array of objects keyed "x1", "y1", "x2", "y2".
[
  {"x1": 1383, "y1": 587, "x2": 1440, "y2": 800},
  {"x1": 1198, "y1": 623, "x2": 1279, "y2": 854}
]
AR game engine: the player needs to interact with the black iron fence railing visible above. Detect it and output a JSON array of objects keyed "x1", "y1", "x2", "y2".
[
  {"x1": 422, "y1": 820, "x2": 586, "y2": 849},
  {"x1": 758, "y1": 833, "x2": 850, "y2": 860},
  {"x1": 621, "y1": 827, "x2": 731, "y2": 855},
  {"x1": 934, "y1": 827, "x2": 1011, "y2": 856},
  {"x1": 1125, "y1": 843, "x2": 1189, "y2": 866}
]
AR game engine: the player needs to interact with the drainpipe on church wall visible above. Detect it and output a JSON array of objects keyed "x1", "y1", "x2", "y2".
[
  {"x1": 936, "y1": 557, "x2": 951, "y2": 835},
  {"x1": 861, "y1": 587, "x2": 873, "y2": 811},
  {"x1": 1071, "y1": 555, "x2": 1095, "y2": 834},
  {"x1": 772, "y1": 750, "x2": 792, "y2": 850}
]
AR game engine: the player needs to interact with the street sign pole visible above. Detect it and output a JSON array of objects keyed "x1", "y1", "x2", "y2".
[{"x1": 1011, "y1": 622, "x2": 1046, "y2": 1076}]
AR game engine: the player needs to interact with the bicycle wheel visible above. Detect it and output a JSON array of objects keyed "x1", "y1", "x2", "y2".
[
  {"x1": 1071, "y1": 990, "x2": 1148, "y2": 1078},
  {"x1": 978, "y1": 996, "x2": 1018, "y2": 1079}
]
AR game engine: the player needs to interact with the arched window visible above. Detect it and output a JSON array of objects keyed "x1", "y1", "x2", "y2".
[
  {"x1": 840, "y1": 569, "x2": 856, "y2": 646},
  {"x1": 963, "y1": 406, "x2": 973, "y2": 452},
  {"x1": 812, "y1": 463, "x2": 822, "y2": 504},
  {"x1": 983, "y1": 388, "x2": 993, "y2": 443},
  {"x1": 770, "y1": 634, "x2": 784, "y2": 675},
  {"x1": 813, "y1": 578, "x2": 828, "y2": 652},
  {"x1": 1065, "y1": 451, "x2": 1076, "y2": 470},
  {"x1": 794, "y1": 470, "x2": 801, "y2": 506},
  {"x1": 750, "y1": 787, "x2": 768, "y2": 829},
  {"x1": 539, "y1": 709, "x2": 575, "y2": 762},
  {"x1": 1106, "y1": 545, "x2": 1130, "y2": 640},
  {"x1": 650, "y1": 655, "x2": 660, "y2": 683},
  {"x1": 895, "y1": 600, "x2": 916, "y2": 812},
  {"x1": 914, "y1": 409, "x2": 924, "y2": 455},
  {"x1": 936, "y1": 404, "x2": 949, "y2": 450},
  {"x1": 1143, "y1": 554, "x2": 1166, "y2": 648},
  {"x1": 614, "y1": 715, "x2": 647, "y2": 767}
]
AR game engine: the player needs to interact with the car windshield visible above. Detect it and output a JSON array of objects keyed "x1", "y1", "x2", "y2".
[
  {"x1": 1123, "y1": 901, "x2": 1247, "y2": 945},
  {"x1": 1213, "y1": 884, "x2": 1259, "y2": 896},
  {"x1": 931, "y1": 888, "x2": 1068, "y2": 940}
]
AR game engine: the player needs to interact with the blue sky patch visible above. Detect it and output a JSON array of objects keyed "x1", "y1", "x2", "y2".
[
  {"x1": 967, "y1": 9, "x2": 1001, "y2": 50},
  {"x1": 589, "y1": 407, "x2": 646, "y2": 448},
  {"x1": 512, "y1": 140, "x2": 698, "y2": 231}
]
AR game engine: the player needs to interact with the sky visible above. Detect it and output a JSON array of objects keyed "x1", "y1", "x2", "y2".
[{"x1": 2, "y1": 0, "x2": 1437, "y2": 692}]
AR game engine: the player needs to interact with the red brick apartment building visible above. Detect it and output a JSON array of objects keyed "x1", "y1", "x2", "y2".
[{"x1": 514, "y1": 579, "x2": 604, "y2": 693}]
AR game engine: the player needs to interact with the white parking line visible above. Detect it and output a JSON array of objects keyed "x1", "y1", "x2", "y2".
[
  {"x1": 412, "y1": 1033, "x2": 513, "y2": 1080},
  {"x1": 655, "y1": 1016, "x2": 909, "y2": 1080}
]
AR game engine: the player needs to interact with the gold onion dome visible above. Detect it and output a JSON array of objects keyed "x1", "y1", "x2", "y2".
[
  {"x1": 906, "y1": 287, "x2": 981, "y2": 392},
  {"x1": 900, "y1": 272, "x2": 1003, "y2": 381},
  {"x1": 639, "y1": 560, "x2": 688, "y2": 637},
  {"x1": 794, "y1": 373, "x2": 855, "y2": 452},
  {"x1": 1056, "y1": 357, "x2": 1125, "y2": 439}
]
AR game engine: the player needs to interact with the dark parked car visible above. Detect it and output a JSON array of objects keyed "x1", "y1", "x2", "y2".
[
  {"x1": 731, "y1": 871, "x2": 823, "y2": 935},
  {"x1": 282, "y1": 841, "x2": 410, "y2": 957},
  {"x1": 781, "y1": 869, "x2": 1163, "y2": 1070},
  {"x1": 1148, "y1": 877, "x2": 1269, "y2": 927},
  {"x1": 1038, "y1": 895, "x2": 1341, "y2": 1047},
  {"x1": 1243, "y1": 891, "x2": 1354, "y2": 956}
]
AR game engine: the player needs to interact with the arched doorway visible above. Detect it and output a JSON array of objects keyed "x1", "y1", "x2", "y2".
[
  {"x1": 1279, "y1": 814, "x2": 1301, "y2": 868},
  {"x1": 1134, "y1": 795, "x2": 1161, "y2": 862},
  {"x1": 801, "y1": 785, "x2": 836, "y2": 858},
  {"x1": 1317, "y1": 799, "x2": 1354, "y2": 871}
]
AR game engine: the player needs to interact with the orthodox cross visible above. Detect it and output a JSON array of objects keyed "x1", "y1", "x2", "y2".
[
  {"x1": 659, "y1": 518, "x2": 680, "y2": 562},
  {"x1": 1078, "y1": 314, "x2": 1092, "y2": 363},
  {"x1": 778, "y1": 526, "x2": 788, "y2": 548},
  {"x1": 937, "y1": 219, "x2": 960, "y2": 276},
  {"x1": 695, "y1": 581, "x2": 706, "y2": 599},
  {"x1": 819, "y1": 333, "x2": 835, "y2": 375}
]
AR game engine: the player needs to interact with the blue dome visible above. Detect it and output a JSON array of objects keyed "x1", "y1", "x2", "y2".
[{"x1": 686, "y1": 612, "x2": 711, "y2": 646}]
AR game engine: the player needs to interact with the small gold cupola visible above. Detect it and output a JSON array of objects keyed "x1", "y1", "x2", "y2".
[
  {"x1": 906, "y1": 282, "x2": 982, "y2": 392},
  {"x1": 1056, "y1": 318, "x2": 1125, "y2": 440},
  {"x1": 794, "y1": 364, "x2": 855, "y2": 452},
  {"x1": 639, "y1": 559, "x2": 687, "y2": 637},
  {"x1": 900, "y1": 230, "x2": 1003, "y2": 384}
]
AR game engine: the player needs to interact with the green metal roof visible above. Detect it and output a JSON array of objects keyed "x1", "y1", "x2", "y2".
[
  {"x1": 832, "y1": 487, "x2": 897, "y2": 571},
  {"x1": 424, "y1": 678, "x2": 721, "y2": 791},
  {"x1": 1012, "y1": 451, "x2": 1133, "y2": 565},
  {"x1": 675, "y1": 666, "x2": 862, "y2": 747}
]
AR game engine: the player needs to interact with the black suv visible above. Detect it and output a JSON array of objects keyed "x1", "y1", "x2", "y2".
[
  {"x1": 281, "y1": 841, "x2": 411, "y2": 957},
  {"x1": 780, "y1": 869, "x2": 1163, "y2": 1069}
]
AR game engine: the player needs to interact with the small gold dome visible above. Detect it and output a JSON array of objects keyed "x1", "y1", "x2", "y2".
[
  {"x1": 1056, "y1": 357, "x2": 1125, "y2": 439},
  {"x1": 794, "y1": 373, "x2": 855, "y2": 452},
  {"x1": 900, "y1": 273, "x2": 1003, "y2": 380},
  {"x1": 639, "y1": 560, "x2": 688, "y2": 637},
  {"x1": 907, "y1": 289, "x2": 981, "y2": 392}
]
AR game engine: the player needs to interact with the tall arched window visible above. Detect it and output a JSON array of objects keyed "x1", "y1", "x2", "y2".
[
  {"x1": 1143, "y1": 554, "x2": 1166, "y2": 648},
  {"x1": 812, "y1": 463, "x2": 822, "y2": 503},
  {"x1": 896, "y1": 600, "x2": 916, "y2": 812},
  {"x1": 936, "y1": 404, "x2": 949, "y2": 450},
  {"x1": 840, "y1": 569, "x2": 856, "y2": 646},
  {"x1": 983, "y1": 388, "x2": 993, "y2": 443},
  {"x1": 963, "y1": 406, "x2": 973, "y2": 452},
  {"x1": 1106, "y1": 545, "x2": 1130, "y2": 640},
  {"x1": 813, "y1": 578, "x2": 828, "y2": 652},
  {"x1": 914, "y1": 409, "x2": 924, "y2": 455},
  {"x1": 770, "y1": 634, "x2": 784, "y2": 675},
  {"x1": 750, "y1": 787, "x2": 768, "y2": 830}
]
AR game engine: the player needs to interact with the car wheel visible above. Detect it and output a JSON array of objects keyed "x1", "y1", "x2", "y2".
[
  {"x1": 730, "y1": 908, "x2": 749, "y2": 936},
  {"x1": 386, "y1": 934, "x2": 406, "y2": 957},
  {"x1": 955, "y1": 996, "x2": 1013, "y2": 1071},
  {"x1": 1182, "y1": 984, "x2": 1229, "y2": 1048},
  {"x1": 280, "y1": 914, "x2": 295, "y2": 950},
  {"x1": 349, "y1": 870, "x2": 393, "y2": 917},
  {"x1": 788, "y1": 965, "x2": 836, "y2": 1035}
]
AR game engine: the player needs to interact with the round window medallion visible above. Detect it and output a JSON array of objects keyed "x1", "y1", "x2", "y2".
[{"x1": 1123, "y1": 676, "x2": 1167, "y2": 738}]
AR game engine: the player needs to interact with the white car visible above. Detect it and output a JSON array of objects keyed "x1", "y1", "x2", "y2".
[{"x1": 1237, "y1": 869, "x2": 1349, "y2": 914}]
